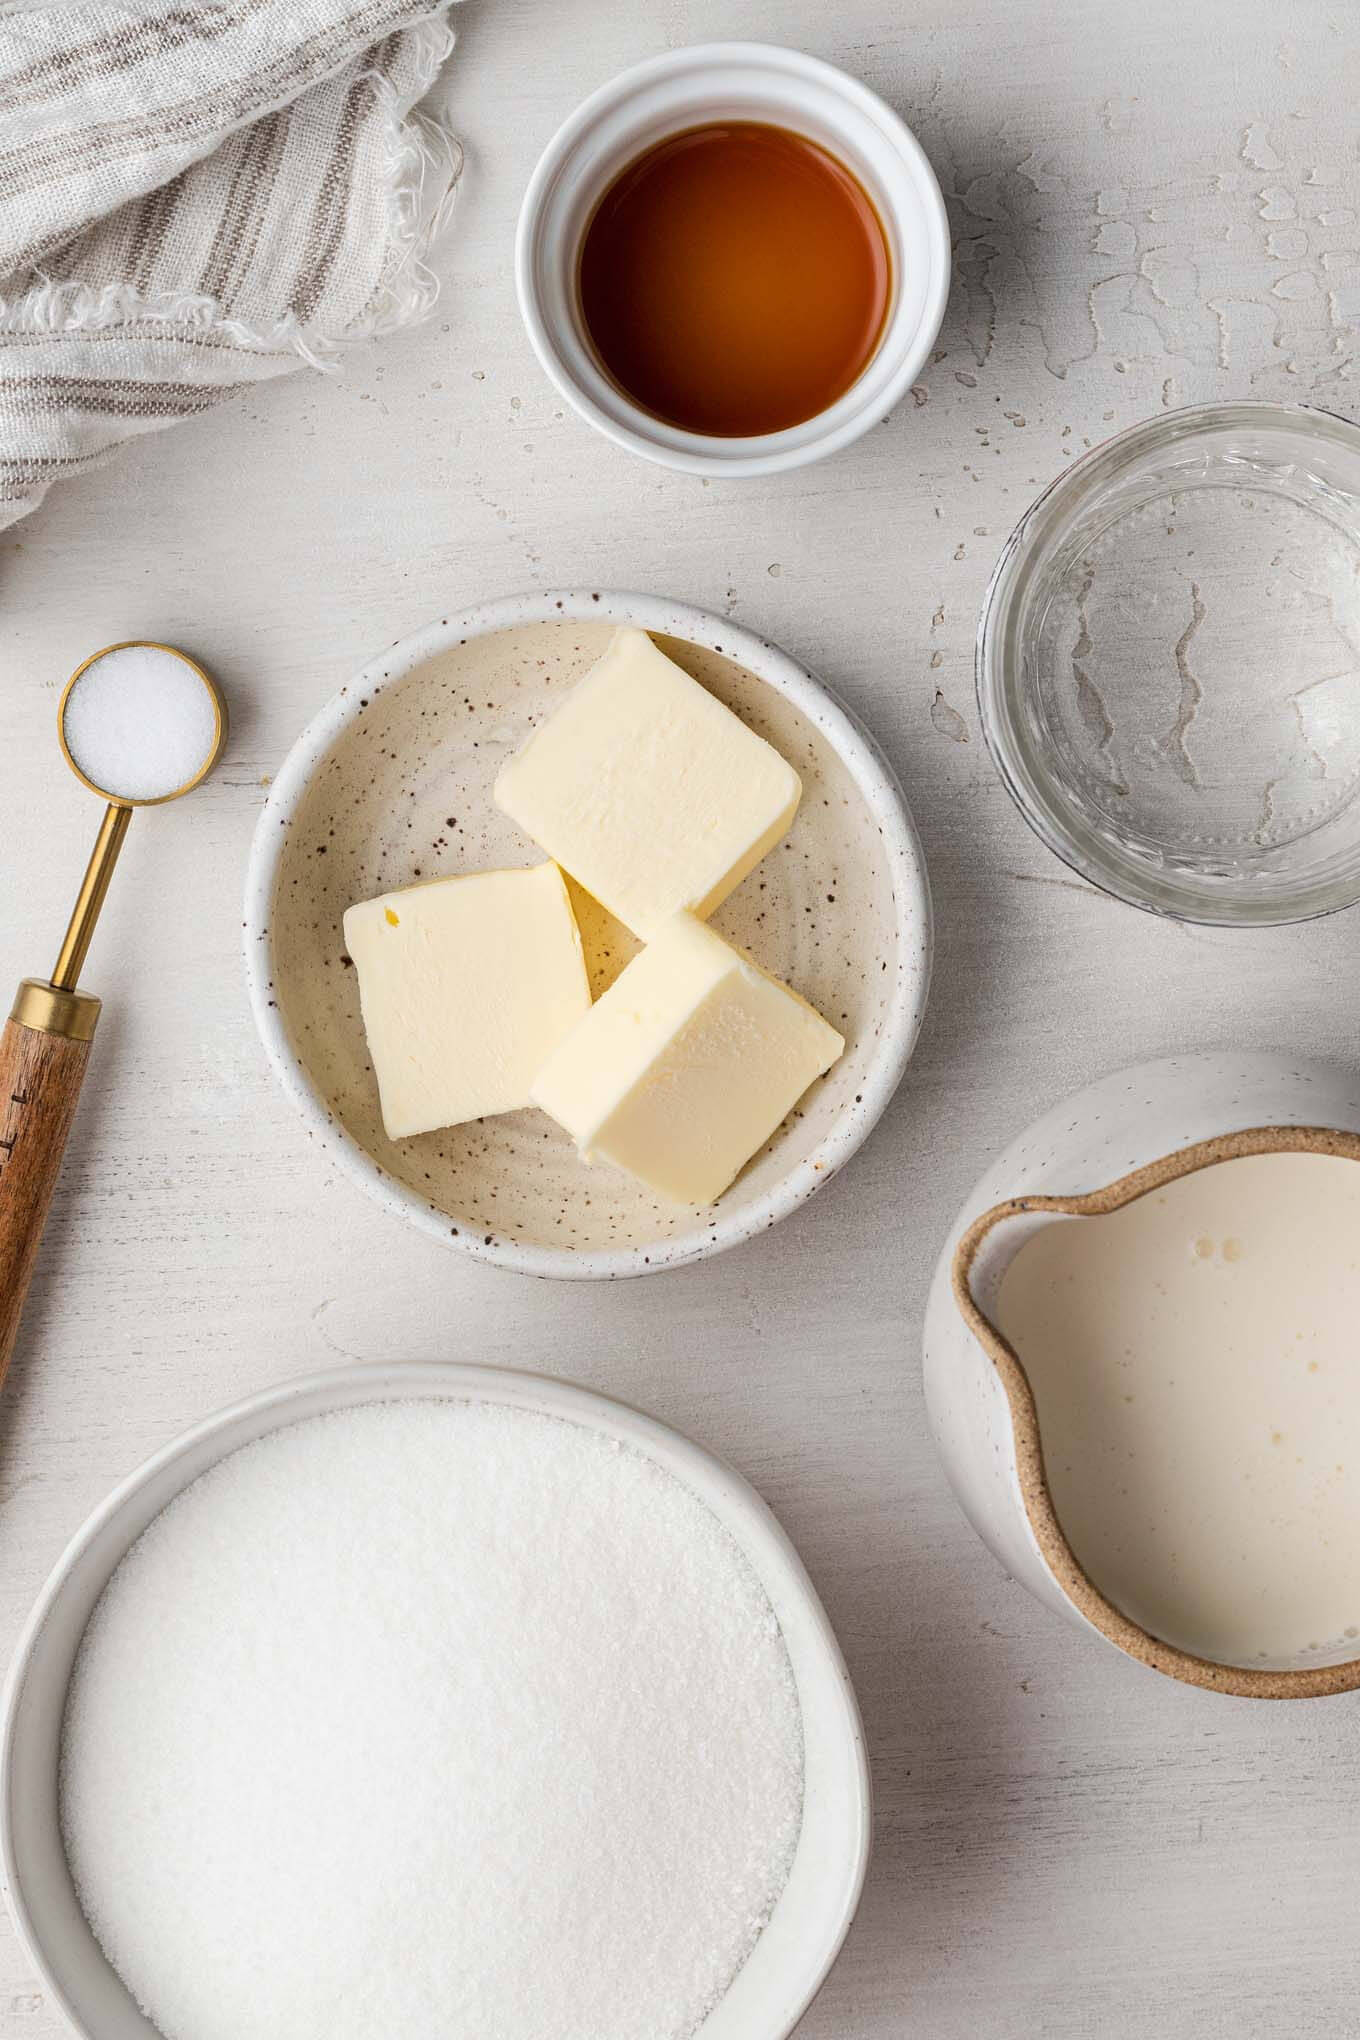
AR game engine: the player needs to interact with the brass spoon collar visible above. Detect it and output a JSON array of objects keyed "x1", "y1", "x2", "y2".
[{"x1": 9, "y1": 979, "x2": 101, "y2": 1042}]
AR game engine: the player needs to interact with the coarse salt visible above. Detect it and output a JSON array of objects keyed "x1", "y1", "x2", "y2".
[
  {"x1": 60, "y1": 1401, "x2": 804, "y2": 2040},
  {"x1": 62, "y1": 645, "x2": 218, "y2": 801}
]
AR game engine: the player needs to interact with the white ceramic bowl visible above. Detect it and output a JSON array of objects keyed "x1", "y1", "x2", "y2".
[
  {"x1": 243, "y1": 591, "x2": 932, "y2": 1280},
  {"x1": 516, "y1": 43, "x2": 951, "y2": 477},
  {"x1": 1, "y1": 1362, "x2": 872, "y2": 2040}
]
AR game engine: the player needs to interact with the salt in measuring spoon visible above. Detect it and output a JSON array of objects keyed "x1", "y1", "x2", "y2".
[{"x1": 0, "y1": 643, "x2": 226, "y2": 1386}]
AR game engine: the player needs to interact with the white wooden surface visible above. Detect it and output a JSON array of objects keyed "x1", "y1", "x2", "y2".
[{"x1": 2, "y1": 2, "x2": 1359, "y2": 2033}]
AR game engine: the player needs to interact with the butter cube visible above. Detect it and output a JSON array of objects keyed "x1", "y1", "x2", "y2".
[
  {"x1": 343, "y1": 864, "x2": 590, "y2": 1139},
  {"x1": 530, "y1": 912, "x2": 843, "y2": 1205},
  {"x1": 495, "y1": 627, "x2": 801, "y2": 939}
]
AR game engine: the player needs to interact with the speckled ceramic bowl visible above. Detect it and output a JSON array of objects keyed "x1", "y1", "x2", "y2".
[{"x1": 244, "y1": 592, "x2": 931, "y2": 1278}]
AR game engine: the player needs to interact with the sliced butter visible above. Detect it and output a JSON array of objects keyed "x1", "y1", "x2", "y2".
[
  {"x1": 343, "y1": 864, "x2": 590, "y2": 1140},
  {"x1": 531, "y1": 912, "x2": 844, "y2": 1205},
  {"x1": 494, "y1": 626, "x2": 801, "y2": 940}
]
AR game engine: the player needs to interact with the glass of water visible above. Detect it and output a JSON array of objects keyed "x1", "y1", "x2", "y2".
[{"x1": 978, "y1": 403, "x2": 1360, "y2": 925}]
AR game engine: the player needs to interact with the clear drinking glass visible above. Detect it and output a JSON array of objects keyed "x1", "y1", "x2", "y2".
[{"x1": 977, "y1": 403, "x2": 1360, "y2": 924}]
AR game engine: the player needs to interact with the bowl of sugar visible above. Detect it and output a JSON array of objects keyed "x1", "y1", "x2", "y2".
[
  {"x1": 1, "y1": 1362, "x2": 871, "y2": 2040},
  {"x1": 244, "y1": 589, "x2": 931, "y2": 1279}
]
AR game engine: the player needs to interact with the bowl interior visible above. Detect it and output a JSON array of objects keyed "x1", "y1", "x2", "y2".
[
  {"x1": 259, "y1": 615, "x2": 914, "y2": 1265},
  {"x1": 2, "y1": 1366, "x2": 869, "y2": 2040},
  {"x1": 980, "y1": 406, "x2": 1360, "y2": 924}
]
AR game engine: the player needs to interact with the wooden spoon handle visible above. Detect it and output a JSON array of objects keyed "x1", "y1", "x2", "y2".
[{"x1": 0, "y1": 982, "x2": 100, "y2": 1389}]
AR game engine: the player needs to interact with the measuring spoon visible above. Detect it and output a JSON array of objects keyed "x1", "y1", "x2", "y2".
[{"x1": 0, "y1": 643, "x2": 226, "y2": 1386}]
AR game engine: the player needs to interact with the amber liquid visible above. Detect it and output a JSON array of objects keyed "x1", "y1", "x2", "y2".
[{"x1": 578, "y1": 122, "x2": 891, "y2": 439}]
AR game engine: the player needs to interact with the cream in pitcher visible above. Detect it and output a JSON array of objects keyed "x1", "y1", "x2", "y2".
[{"x1": 995, "y1": 1150, "x2": 1360, "y2": 1667}]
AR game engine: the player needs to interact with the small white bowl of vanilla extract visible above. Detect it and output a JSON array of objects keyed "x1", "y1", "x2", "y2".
[{"x1": 515, "y1": 43, "x2": 950, "y2": 477}]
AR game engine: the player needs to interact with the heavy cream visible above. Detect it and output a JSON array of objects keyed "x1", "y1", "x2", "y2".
[{"x1": 995, "y1": 1150, "x2": 1360, "y2": 1666}]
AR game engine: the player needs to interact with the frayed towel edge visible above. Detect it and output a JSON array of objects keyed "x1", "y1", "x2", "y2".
[{"x1": 0, "y1": 14, "x2": 462, "y2": 372}]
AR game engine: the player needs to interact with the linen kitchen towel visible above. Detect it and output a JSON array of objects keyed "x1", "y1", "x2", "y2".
[{"x1": 0, "y1": 0, "x2": 461, "y2": 529}]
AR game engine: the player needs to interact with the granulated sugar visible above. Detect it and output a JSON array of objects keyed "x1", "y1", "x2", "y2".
[
  {"x1": 62, "y1": 645, "x2": 218, "y2": 800},
  {"x1": 60, "y1": 1401, "x2": 804, "y2": 2040}
]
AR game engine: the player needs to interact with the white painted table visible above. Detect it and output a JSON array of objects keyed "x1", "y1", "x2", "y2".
[{"x1": 2, "y1": 2, "x2": 1358, "y2": 2033}]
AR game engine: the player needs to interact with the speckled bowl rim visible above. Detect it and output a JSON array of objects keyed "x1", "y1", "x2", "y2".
[
  {"x1": 0, "y1": 1361, "x2": 872, "y2": 2040},
  {"x1": 243, "y1": 590, "x2": 932, "y2": 1280},
  {"x1": 952, "y1": 1123, "x2": 1360, "y2": 1699}
]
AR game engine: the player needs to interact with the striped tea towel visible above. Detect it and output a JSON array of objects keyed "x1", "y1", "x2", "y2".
[{"x1": 0, "y1": 0, "x2": 462, "y2": 530}]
